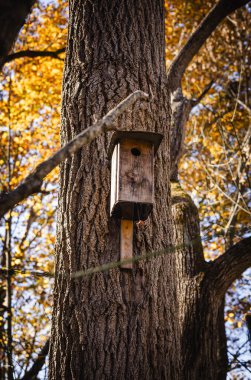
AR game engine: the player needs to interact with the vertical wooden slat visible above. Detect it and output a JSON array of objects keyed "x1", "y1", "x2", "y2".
[
  {"x1": 119, "y1": 139, "x2": 154, "y2": 204},
  {"x1": 120, "y1": 219, "x2": 133, "y2": 269},
  {"x1": 110, "y1": 144, "x2": 118, "y2": 215}
]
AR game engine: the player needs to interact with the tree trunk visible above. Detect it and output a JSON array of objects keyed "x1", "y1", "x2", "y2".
[
  {"x1": 171, "y1": 182, "x2": 228, "y2": 379},
  {"x1": 49, "y1": 1, "x2": 229, "y2": 379},
  {"x1": 49, "y1": 0, "x2": 178, "y2": 379}
]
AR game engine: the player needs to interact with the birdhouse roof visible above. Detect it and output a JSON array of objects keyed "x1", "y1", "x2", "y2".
[{"x1": 108, "y1": 130, "x2": 163, "y2": 158}]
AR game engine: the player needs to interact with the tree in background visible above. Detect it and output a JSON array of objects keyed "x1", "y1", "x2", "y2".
[
  {"x1": 0, "y1": 0, "x2": 250, "y2": 379},
  {"x1": 168, "y1": 3, "x2": 251, "y2": 374},
  {"x1": 0, "y1": 2, "x2": 66, "y2": 378}
]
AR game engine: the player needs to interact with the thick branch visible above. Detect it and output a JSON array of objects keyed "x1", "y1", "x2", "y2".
[
  {"x1": 21, "y1": 339, "x2": 49, "y2": 380},
  {"x1": 170, "y1": 81, "x2": 214, "y2": 180},
  {"x1": 169, "y1": 0, "x2": 249, "y2": 179},
  {"x1": 4, "y1": 47, "x2": 66, "y2": 64},
  {"x1": 167, "y1": 0, "x2": 249, "y2": 90},
  {"x1": 0, "y1": 0, "x2": 36, "y2": 69},
  {"x1": 171, "y1": 181, "x2": 206, "y2": 274},
  {"x1": 0, "y1": 91, "x2": 148, "y2": 218},
  {"x1": 170, "y1": 90, "x2": 192, "y2": 180},
  {"x1": 210, "y1": 237, "x2": 251, "y2": 297}
]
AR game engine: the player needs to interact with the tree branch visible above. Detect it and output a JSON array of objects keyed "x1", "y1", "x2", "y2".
[
  {"x1": 0, "y1": 0, "x2": 36, "y2": 69},
  {"x1": 191, "y1": 80, "x2": 214, "y2": 107},
  {"x1": 246, "y1": 314, "x2": 251, "y2": 342},
  {"x1": 21, "y1": 339, "x2": 49, "y2": 380},
  {"x1": 0, "y1": 90, "x2": 148, "y2": 218},
  {"x1": 168, "y1": 0, "x2": 249, "y2": 180},
  {"x1": 167, "y1": 0, "x2": 250, "y2": 91},
  {"x1": 170, "y1": 90, "x2": 192, "y2": 180},
  {"x1": 210, "y1": 237, "x2": 251, "y2": 297},
  {"x1": 4, "y1": 47, "x2": 66, "y2": 64}
]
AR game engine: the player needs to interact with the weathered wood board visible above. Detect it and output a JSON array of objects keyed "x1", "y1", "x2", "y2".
[
  {"x1": 110, "y1": 138, "x2": 154, "y2": 220},
  {"x1": 120, "y1": 219, "x2": 133, "y2": 269}
]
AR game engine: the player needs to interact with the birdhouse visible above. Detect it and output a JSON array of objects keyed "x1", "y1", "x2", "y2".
[{"x1": 109, "y1": 130, "x2": 163, "y2": 269}]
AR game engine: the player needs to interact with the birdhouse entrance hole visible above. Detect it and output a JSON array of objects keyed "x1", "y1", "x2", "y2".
[{"x1": 131, "y1": 147, "x2": 141, "y2": 156}]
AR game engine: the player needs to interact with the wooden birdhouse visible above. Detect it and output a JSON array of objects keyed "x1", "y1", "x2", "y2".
[{"x1": 109, "y1": 130, "x2": 163, "y2": 269}]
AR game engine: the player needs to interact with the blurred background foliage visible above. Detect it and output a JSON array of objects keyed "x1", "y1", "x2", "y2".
[{"x1": 0, "y1": 0, "x2": 250, "y2": 378}]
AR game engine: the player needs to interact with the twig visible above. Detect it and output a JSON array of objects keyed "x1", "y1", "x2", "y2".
[{"x1": 191, "y1": 80, "x2": 214, "y2": 107}]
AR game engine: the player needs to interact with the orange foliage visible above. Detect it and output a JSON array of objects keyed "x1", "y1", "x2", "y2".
[{"x1": 0, "y1": 0, "x2": 250, "y2": 376}]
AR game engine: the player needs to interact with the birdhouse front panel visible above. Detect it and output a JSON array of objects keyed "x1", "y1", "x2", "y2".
[
  {"x1": 109, "y1": 130, "x2": 163, "y2": 221},
  {"x1": 119, "y1": 138, "x2": 154, "y2": 203},
  {"x1": 110, "y1": 137, "x2": 154, "y2": 220}
]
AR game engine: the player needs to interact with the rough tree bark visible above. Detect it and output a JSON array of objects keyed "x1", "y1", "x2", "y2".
[
  {"x1": 171, "y1": 182, "x2": 228, "y2": 379},
  {"x1": 49, "y1": 0, "x2": 178, "y2": 378},
  {"x1": 49, "y1": 1, "x2": 251, "y2": 379}
]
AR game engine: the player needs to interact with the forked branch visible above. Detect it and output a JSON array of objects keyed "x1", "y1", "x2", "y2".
[
  {"x1": 167, "y1": 0, "x2": 250, "y2": 91},
  {"x1": 0, "y1": 91, "x2": 148, "y2": 218}
]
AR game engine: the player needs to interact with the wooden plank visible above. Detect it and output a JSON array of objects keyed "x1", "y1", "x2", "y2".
[
  {"x1": 110, "y1": 144, "x2": 119, "y2": 215},
  {"x1": 120, "y1": 219, "x2": 133, "y2": 269},
  {"x1": 119, "y1": 138, "x2": 154, "y2": 204}
]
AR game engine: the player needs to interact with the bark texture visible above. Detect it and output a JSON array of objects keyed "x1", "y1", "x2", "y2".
[
  {"x1": 49, "y1": 1, "x2": 177, "y2": 379},
  {"x1": 49, "y1": 1, "x2": 250, "y2": 379},
  {"x1": 171, "y1": 182, "x2": 228, "y2": 380}
]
